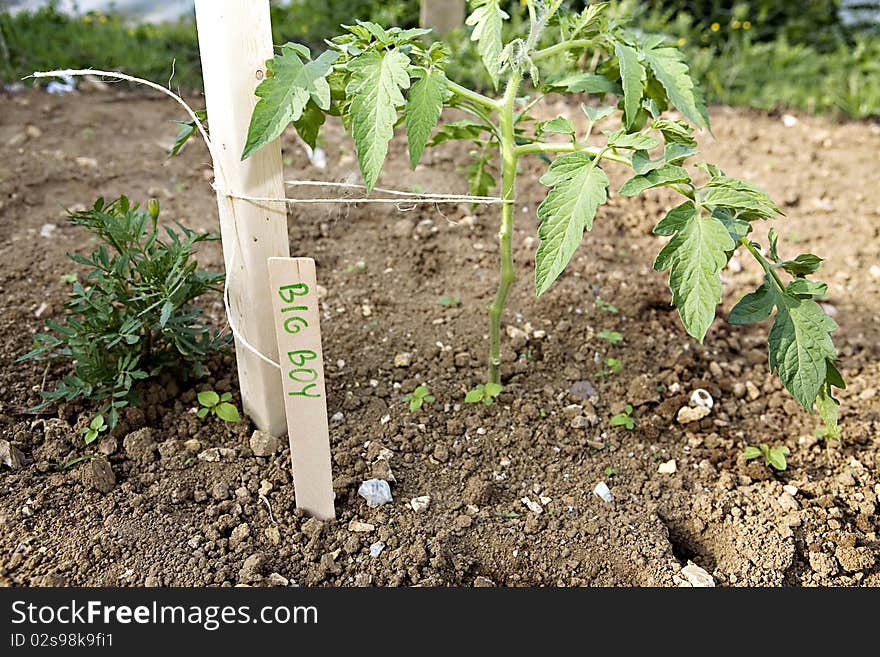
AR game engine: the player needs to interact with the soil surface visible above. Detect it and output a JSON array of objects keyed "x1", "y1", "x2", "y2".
[{"x1": 1, "y1": 89, "x2": 879, "y2": 587}]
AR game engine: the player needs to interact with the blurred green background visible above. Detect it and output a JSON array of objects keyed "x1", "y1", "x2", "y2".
[{"x1": 1, "y1": 1, "x2": 878, "y2": 118}]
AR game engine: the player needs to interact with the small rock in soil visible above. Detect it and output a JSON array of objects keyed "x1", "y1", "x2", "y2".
[
  {"x1": 676, "y1": 405, "x2": 710, "y2": 424},
  {"x1": 392, "y1": 218, "x2": 414, "y2": 238},
  {"x1": 410, "y1": 495, "x2": 431, "y2": 512},
  {"x1": 593, "y1": 481, "x2": 613, "y2": 503},
  {"x1": 521, "y1": 497, "x2": 543, "y2": 514},
  {"x1": 835, "y1": 547, "x2": 875, "y2": 573},
  {"x1": 569, "y1": 380, "x2": 598, "y2": 400},
  {"x1": 80, "y1": 457, "x2": 115, "y2": 493},
  {"x1": 393, "y1": 352, "x2": 412, "y2": 368},
  {"x1": 570, "y1": 415, "x2": 595, "y2": 429},
  {"x1": 183, "y1": 438, "x2": 201, "y2": 452},
  {"x1": 473, "y1": 576, "x2": 495, "y2": 587},
  {"x1": 211, "y1": 482, "x2": 230, "y2": 500},
  {"x1": 123, "y1": 428, "x2": 157, "y2": 463},
  {"x1": 809, "y1": 551, "x2": 838, "y2": 577},
  {"x1": 658, "y1": 459, "x2": 677, "y2": 474},
  {"x1": 745, "y1": 381, "x2": 761, "y2": 401},
  {"x1": 679, "y1": 562, "x2": 715, "y2": 587},
  {"x1": 690, "y1": 388, "x2": 714, "y2": 410},
  {"x1": 330, "y1": 412, "x2": 344, "y2": 423},
  {"x1": 358, "y1": 479, "x2": 393, "y2": 508},
  {"x1": 0, "y1": 440, "x2": 25, "y2": 469},
  {"x1": 198, "y1": 447, "x2": 236, "y2": 462},
  {"x1": 239, "y1": 553, "x2": 265, "y2": 583},
  {"x1": 348, "y1": 520, "x2": 375, "y2": 533},
  {"x1": 229, "y1": 523, "x2": 251, "y2": 548},
  {"x1": 505, "y1": 325, "x2": 528, "y2": 349},
  {"x1": 267, "y1": 572, "x2": 290, "y2": 587},
  {"x1": 265, "y1": 527, "x2": 281, "y2": 545},
  {"x1": 627, "y1": 374, "x2": 660, "y2": 406},
  {"x1": 369, "y1": 541, "x2": 385, "y2": 558},
  {"x1": 371, "y1": 458, "x2": 395, "y2": 482},
  {"x1": 96, "y1": 436, "x2": 117, "y2": 457},
  {"x1": 250, "y1": 430, "x2": 281, "y2": 457}
]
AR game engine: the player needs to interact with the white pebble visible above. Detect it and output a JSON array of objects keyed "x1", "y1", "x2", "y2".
[
  {"x1": 783, "y1": 485, "x2": 799, "y2": 496},
  {"x1": 782, "y1": 114, "x2": 799, "y2": 127},
  {"x1": 680, "y1": 562, "x2": 715, "y2": 587},
  {"x1": 690, "y1": 388, "x2": 714, "y2": 409},
  {"x1": 658, "y1": 459, "x2": 677, "y2": 474},
  {"x1": 677, "y1": 405, "x2": 710, "y2": 424},
  {"x1": 357, "y1": 479, "x2": 393, "y2": 508},
  {"x1": 521, "y1": 497, "x2": 543, "y2": 514},
  {"x1": 410, "y1": 495, "x2": 431, "y2": 512},
  {"x1": 330, "y1": 411, "x2": 344, "y2": 423},
  {"x1": 593, "y1": 481, "x2": 613, "y2": 503},
  {"x1": 369, "y1": 541, "x2": 385, "y2": 558}
]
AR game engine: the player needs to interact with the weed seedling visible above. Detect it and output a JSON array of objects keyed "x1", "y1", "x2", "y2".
[
  {"x1": 197, "y1": 391, "x2": 241, "y2": 423},
  {"x1": 744, "y1": 443, "x2": 790, "y2": 471},
  {"x1": 438, "y1": 294, "x2": 462, "y2": 307},
  {"x1": 59, "y1": 273, "x2": 77, "y2": 285},
  {"x1": 241, "y1": 1, "x2": 844, "y2": 434},
  {"x1": 55, "y1": 454, "x2": 94, "y2": 472},
  {"x1": 610, "y1": 405, "x2": 636, "y2": 430},
  {"x1": 604, "y1": 466, "x2": 618, "y2": 477},
  {"x1": 404, "y1": 384, "x2": 435, "y2": 411},
  {"x1": 80, "y1": 414, "x2": 107, "y2": 445},
  {"x1": 597, "y1": 329, "x2": 623, "y2": 345},
  {"x1": 601, "y1": 357, "x2": 623, "y2": 376},
  {"x1": 465, "y1": 382, "x2": 503, "y2": 405},
  {"x1": 595, "y1": 298, "x2": 618, "y2": 314}
]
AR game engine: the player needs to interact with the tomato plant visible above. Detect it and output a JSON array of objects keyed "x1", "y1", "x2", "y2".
[{"x1": 242, "y1": 1, "x2": 844, "y2": 433}]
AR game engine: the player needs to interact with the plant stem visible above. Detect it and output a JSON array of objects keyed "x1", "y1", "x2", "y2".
[
  {"x1": 740, "y1": 237, "x2": 787, "y2": 292},
  {"x1": 447, "y1": 79, "x2": 499, "y2": 110},
  {"x1": 487, "y1": 72, "x2": 522, "y2": 385},
  {"x1": 532, "y1": 39, "x2": 594, "y2": 62}
]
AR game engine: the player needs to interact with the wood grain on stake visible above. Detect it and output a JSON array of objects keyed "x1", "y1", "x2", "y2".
[
  {"x1": 195, "y1": 0, "x2": 289, "y2": 435},
  {"x1": 268, "y1": 258, "x2": 335, "y2": 520}
]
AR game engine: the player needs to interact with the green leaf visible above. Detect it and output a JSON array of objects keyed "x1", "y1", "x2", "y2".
[
  {"x1": 465, "y1": 0, "x2": 509, "y2": 88},
  {"x1": 652, "y1": 119, "x2": 697, "y2": 146},
  {"x1": 197, "y1": 390, "x2": 219, "y2": 408},
  {"x1": 346, "y1": 48, "x2": 411, "y2": 193},
  {"x1": 767, "y1": 446, "x2": 789, "y2": 471},
  {"x1": 196, "y1": 407, "x2": 210, "y2": 419},
  {"x1": 779, "y1": 254, "x2": 822, "y2": 276},
  {"x1": 701, "y1": 176, "x2": 781, "y2": 220},
  {"x1": 538, "y1": 116, "x2": 575, "y2": 138},
  {"x1": 815, "y1": 376, "x2": 841, "y2": 439},
  {"x1": 484, "y1": 382, "x2": 503, "y2": 397},
  {"x1": 604, "y1": 129, "x2": 659, "y2": 151},
  {"x1": 743, "y1": 446, "x2": 762, "y2": 460},
  {"x1": 465, "y1": 387, "x2": 484, "y2": 403},
  {"x1": 550, "y1": 72, "x2": 620, "y2": 95},
  {"x1": 292, "y1": 100, "x2": 326, "y2": 150},
  {"x1": 84, "y1": 429, "x2": 98, "y2": 445},
  {"x1": 409, "y1": 398, "x2": 422, "y2": 411},
  {"x1": 597, "y1": 329, "x2": 623, "y2": 344},
  {"x1": 729, "y1": 280, "x2": 776, "y2": 325},
  {"x1": 159, "y1": 300, "x2": 173, "y2": 328},
  {"x1": 428, "y1": 119, "x2": 488, "y2": 147},
  {"x1": 214, "y1": 402, "x2": 241, "y2": 423},
  {"x1": 535, "y1": 152, "x2": 609, "y2": 296},
  {"x1": 406, "y1": 68, "x2": 448, "y2": 169},
  {"x1": 168, "y1": 110, "x2": 207, "y2": 158},
  {"x1": 467, "y1": 152, "x2": 496, "y2": 197},
  {"x1": 653, "y1": 202, "x2": 735, "y2": 341},
  {"x1": 614, "y1": 41, "x2": 646, "y2": 130},
  {"x1": 581, "y1": 104, "x2": 615, "y2": 123},
  {"x1": 619, "y1": 164, "x2": 691, "y2": 196},
  {"x1": 242, "y1": 45, "x2": 339, "y2": 160},
  {"x1": 769, "y1": 293, "x2": 838, "y2": 409},
  {"x1": 787, "y1": 279, "x2": 828, "y2": 298},
  {"x1": 643, "y1": 43, "x2": 707, "y2": 130}
]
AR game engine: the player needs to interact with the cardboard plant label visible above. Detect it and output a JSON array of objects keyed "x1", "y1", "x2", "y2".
[{"x1": 267, "y1": 257, "x2": 335, "y2": 520}]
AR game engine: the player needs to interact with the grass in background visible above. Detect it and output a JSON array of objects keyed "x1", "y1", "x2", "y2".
[{"x1": 1, "y1": 1, "x2": 878, "y2": 119}]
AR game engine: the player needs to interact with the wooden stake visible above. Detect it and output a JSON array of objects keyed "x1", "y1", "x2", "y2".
[
  {"x1": 268, "y1": 258, "x2": 335, "y2": 520},
  {"x1": 195, "y1": 0, "x2": 289, "y2": 435}
]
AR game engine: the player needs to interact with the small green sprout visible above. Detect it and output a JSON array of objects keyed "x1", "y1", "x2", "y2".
[
  {"x1": 597, "y1": 329, "x2": 623, "y2": 344},
  {"x1": 55, "y1": 454, "x2": 94, "y2": 472},
  {"x1": 59, "y1": 273, "x2": 78, "y2": 284},
  {"x1": 404, "y1": 384, "x2": 435, "y2": 411},
  {"x1": 744, "y1": 443, "x2": 790, "y2": 471},
  {"x1": 465, "y1": 382, "x2": 503, "y2": 406},
  {"x1": 438, "y1": 294, "x2": 462, "y2": 307},
  {"x1": 610, "y1": 405, "x2": 636, "y2": 430},
  {"x1": 604, "y1": 466, "x2": 618, "y2": 477},
  {"x1": 81, "y1": 414, "x2": 107, "y2": 445},
  {"x1": 197, "y1": 391, "x2": 241, "y2": 423},
  {"x1": 601, "y1": 357, "x2": 623, "y2": 376},
  {"x1": 595, "y1": 298, "x2": 618, "y2": 314},
  {"x1": 345, "y1": 260, "x2": 366, "y2": 273}
]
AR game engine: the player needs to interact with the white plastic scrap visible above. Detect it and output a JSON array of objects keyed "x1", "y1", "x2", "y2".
[
  {"x1": 357, "y1": 479, "x2": 393, "y2": 508},
  {"x1": 593, "y1": 481, "x2": 613, "y2": 503},
  {"x1": 369, "y1": 541, "x2": 385, "y2": 558},
  {"x1": 46, "y1": 74, "x2": 76, "y2": 95}
]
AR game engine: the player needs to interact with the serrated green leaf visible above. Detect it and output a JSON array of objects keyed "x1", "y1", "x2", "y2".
[
  {"x1": 466, "y1": 0, "x2": 509, "y2": 88},
  {"x1": 427, "y1": 119, "x2": 487, "y2": 147},
  {"x1": 653, "y1": 119, "x2": 697, "y2": 146},
  {"x1": 815, "y1": 375, "x2": 841, "y2": 439},
  {"x1": 550, "y1": 72, "x2": 621, "y2": 95},
  {"x1": 406, "y1": 68, "x2": 448, "y2": 169},
  {"x1": 729, "y1": 280, "x2": 776, "y2": 324},
  {"x1": 614, "y1": 41, "x2": 645, "y2": 130},
  {"x1": 293, "y1": 100, "x2": 326, "y2": 150},
  {"x1": 215, "y1": 402, "x2": 241, "y2": 423},
  {"x1": 619, "y1": 164, "x2": 690, "y2": 196},
  {"x1": 535, "y1": 153, "x2": 609, "y2": 296},
  {"x1": 159, "y1": 300, "x2": 173, "y2": 328},
  {"x1": 581, "y1": 104, "x2": 615, "y2": 123},
  {"x1": 346, "y1": 48, "x2": 411, "y2": 192},
  {"x1": 242, "y1": 46, "x2": 338, "y2": 160},
  {"x1": 538, "y1": 116, "x2": 575, "y2": 138},
  {"x1": 653, "y1": 201, "x2": 734, "y2": 341},
  {"x1": 643, "y1": 44, "x2": 707, "y2": 130},
  {"x1": 787, "y1": 278, "x2": 828, "y2": 298},
  {"x1": 702, "y1": 176, "x2": 781, "y2": 220},
  {"x1": 769, "y1": 293, "x2": 838, "y2": 409},
  {"x1": 467, "y1": 152, "x2": 496, "y2": 197},
  {"x1": 197, "y1": 390, "x2": 219, "y2": 408},
  {"x1": 605, "y1": 129, "x2": 659, "y2": 151},
  {"x1": 779, "y1": 254, "x2": 822, "y2": 276},
  {"x1": 653, "y1": 201, "x2": 695, "y2": 236}
]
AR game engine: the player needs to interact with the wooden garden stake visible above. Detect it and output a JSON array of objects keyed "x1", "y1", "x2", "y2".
[
  {"x1": 194, "y1": 0, "x2": 289, "y2": 436},
  {"x1": 268, "y1": 258, "x2": 335, "y2": 520}
]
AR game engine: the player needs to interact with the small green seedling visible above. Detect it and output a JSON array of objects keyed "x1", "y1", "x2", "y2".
[
  {"x1": 345, "y1": 260, "x2": 366, "y2": 273},
  {"x1": 595, "y1": 298, "x2": 618, "y2": 314},
  {"x1": 597, "y1": 329, "x2": 623, "y2": 344},
  {"x1": 610, "y1": 405, "x2": 636, "y2": 430},
  {"x1": 465, "y1": 382, "x2": 503, "y2": 405},
  {"x1": 197, "y1": 391, "x2": 241, "y2": 423},
  {"x1": 744, "y1": 443, "x2": 790, "y2": 471},
  {"x1": 439, "y1": 294, "x2": 462, "y2": 307},
  {"x1": 55, "y1": 454, "x2": 94, "y2": 472},
  {"x1": 404, "y1": 384, "x2": 435, "y2": 411},
  {"x1": 59, "y1": 273, "x2": 78, "y2": 284},
  {"x1": 601, "y1": 357, "x2": 623, "y2": 376},
  {"x1": 81, "y1": 414, "x2": 107, "y2": 445},
  {"x1": 604, "y1": 466, "x2": 618, "y2": 477}
]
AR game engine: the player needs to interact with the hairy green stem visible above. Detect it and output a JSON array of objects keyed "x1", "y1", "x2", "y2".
[
  {"x1": 487, "y1": 72, "x2": 522, "y2": 385},
  {"x1": 740, "y1": 237, "x2": 787, "y2": 291},
  {"x1": 532, "y1": 39, "x2": 594, "y2": 62},
  {"x1": 447, "y1": 79, "x2": 499, "y2": 110}
]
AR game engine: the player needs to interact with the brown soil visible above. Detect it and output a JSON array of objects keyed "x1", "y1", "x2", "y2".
[{"x1": 1, "y1": 89, "x2": 878, "y2": 587}]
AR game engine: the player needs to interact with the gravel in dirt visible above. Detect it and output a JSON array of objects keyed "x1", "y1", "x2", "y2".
[{"x1": 1, "y1": 91, "x2": 878, "y2": 586}]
